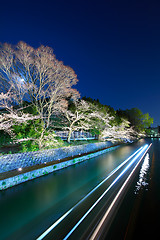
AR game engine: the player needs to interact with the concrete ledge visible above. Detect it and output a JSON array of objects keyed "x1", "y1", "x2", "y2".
[{"x1": 0, "y1": 145, "x2": 119, "y2": 190}]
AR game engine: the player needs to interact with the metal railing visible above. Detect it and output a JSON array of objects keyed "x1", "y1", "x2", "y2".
[{"x1": 55, "y1": 131, "x2": 96, "y2": 140}]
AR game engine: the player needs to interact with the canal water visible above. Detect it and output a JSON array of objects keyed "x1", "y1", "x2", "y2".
[
  {"x1": 0, "y1": 138, "x2": 158, "y2": 239},
  {"x1": 106, "y1": 138, "x2": 159, "y2": 239}
]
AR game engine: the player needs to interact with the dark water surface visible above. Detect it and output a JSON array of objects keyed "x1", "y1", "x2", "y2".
[
  {"x1": 0, "y1": 139, "x2": 154, "y2": 239},
  {"x1": 106, "y1": 138, "x2": 160, "y2": 239}
]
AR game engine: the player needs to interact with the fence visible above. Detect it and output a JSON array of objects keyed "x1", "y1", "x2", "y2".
[{"x1": 55, "y1": 131, "x2": 96, "y2": 140}]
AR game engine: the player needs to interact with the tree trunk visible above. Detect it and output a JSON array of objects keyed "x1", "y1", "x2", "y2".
[
  {"x1": 39, "y1": 128, "x2": 45, "y2": 149},
  {"x1": 98, "y1": 134, "x2": 103, "y2": 141},
  {"x1": 67, "y1": 128, "x2": 72, "y2": 143}
]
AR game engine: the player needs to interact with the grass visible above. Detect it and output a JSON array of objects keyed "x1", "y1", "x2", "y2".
[
  {"x1": 64, "y1": 139, "x2": 99, "y2": 147},
  {"x1": 0, "y1": 135, "x2": 100, "y2": 155}
]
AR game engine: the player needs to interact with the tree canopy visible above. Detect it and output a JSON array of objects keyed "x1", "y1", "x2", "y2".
[
  {"x1": 0, "y1": 41, "x2": 154, "y2": 152},
  {"x1": 117, "y1": 108, "x2": 153, "y2": 133}
]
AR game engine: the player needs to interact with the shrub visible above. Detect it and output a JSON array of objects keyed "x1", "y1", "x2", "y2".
[{"x1": 0, "y1": 130, "x2": 12, "y2": 146}]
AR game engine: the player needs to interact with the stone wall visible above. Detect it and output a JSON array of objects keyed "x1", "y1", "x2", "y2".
[
  {"x1": 0, "y1": 141, "x2": 113, "y2": 173},
  {"x1": 0, "y1": 145, "x2": 119, "y2": 190}
]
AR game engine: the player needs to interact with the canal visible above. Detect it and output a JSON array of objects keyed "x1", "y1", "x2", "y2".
[
  {"x1": 0, "y1": 138, "x2": 157, "y2": 239},
  {"x1": 106, "y1": 138, "x2": 160, "y2": 239}
]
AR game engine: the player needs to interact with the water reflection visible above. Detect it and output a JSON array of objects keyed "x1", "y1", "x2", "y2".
[{"x1": 134, "y1": 153, "x2": 150, "y2": 194}]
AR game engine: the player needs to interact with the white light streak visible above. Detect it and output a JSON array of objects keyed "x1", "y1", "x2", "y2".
[
  {"x1": 36, "y1": 145, "x2": 145, "y2": 240},
  {"x1": 63, "y1": 144, "x2": 149, "y2": 240},
  {"x1": 134, "y1": 152, "x2": 150, "y2": 194},
  {"x1": 90, "y1": 143, "x2": 152, "y2": 240}
]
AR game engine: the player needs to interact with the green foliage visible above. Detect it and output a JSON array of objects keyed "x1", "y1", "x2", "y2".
[
  {"x1": 64, "y1": 139, "x2": 99, "y2": 146},
  {"x1": 12, "y1": 119, "x2": 43, "y2": 152},
  {"x1": 20, "y1": 140, "x2": 39, "y2": 152},
  {"x1": 43, "y1": 134, "x2": 65, "y2": 149},
  {"x1": 89, "y1": 128, "x2": 101, "y2": 136},
  {"x1": 68, "y1": 99, "x2": 77, "y2": 112},
  {"x1": 82, "y1": 96, "x2": 116, "y2": 116},
  {"x1": 0, "y1": 95, "x2": 154, "y2": 154},
  {"x1": 22, "y1": 101, "x2": 38, "y2": 115},
  {"x1": 142, "y1": 113, "x2": 153, "y2": 128},
  {"x1": 0, "y1": 130, "x2": 12, "y2": 146},
  {"x1": 13, "y1": 119, "x2": 43, "y2": 139},
  {"x1": 117, "y1": 108, "x2": 154, "y2": 133},
  {"x1": 82, "y1": 96, "x2": 118, "y2": 130},
  {"x1": 10, "y1": 117, "x2": 66, "y2": 152}
]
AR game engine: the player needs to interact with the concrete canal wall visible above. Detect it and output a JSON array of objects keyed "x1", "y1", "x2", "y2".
[
  {"x1": 0, "y1": 144, "x2": 119, "y2": 190},
  {"x1": 0, "y1": 141, "x2": 114, "y2": 173}
]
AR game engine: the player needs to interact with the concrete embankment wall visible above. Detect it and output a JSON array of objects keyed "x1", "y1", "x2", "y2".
[
  {"x1": 0, "y1": 141, "x2": 119, "y2": 190},
  {"x1": 0, "y1": 141, "x2": 114, "y2": 173}
]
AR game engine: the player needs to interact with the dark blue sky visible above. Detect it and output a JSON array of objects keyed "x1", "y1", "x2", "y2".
[{"x1": 0, "y1": 0, "x2": 160, "y2": 126}]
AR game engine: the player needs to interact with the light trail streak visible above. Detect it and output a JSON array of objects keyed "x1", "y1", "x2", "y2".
[
  {"x1": 63, "y1": 144, "x2": 148, "y2": 240},
  {"x1": 90, "y1": 143, "x2": 152, "y2": 240},
  {"x1": 134, "y1": 152, "x2": 150, "y2": 194},
  {"x1": 36, "y1": 145, "x2": 144, "y2": 240}
]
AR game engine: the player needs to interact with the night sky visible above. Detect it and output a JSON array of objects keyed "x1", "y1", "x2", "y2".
[{"x1": 0, "y1": 0, "x2": 160, "y2": 126}]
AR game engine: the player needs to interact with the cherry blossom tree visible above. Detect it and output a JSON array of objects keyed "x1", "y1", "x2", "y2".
[
  {"x1": 100, "y1": 118, "x2": 137, "y2": 142},
  {"x1": 55, "y1": 100, "x2": 113, "y2": 143},
  {"x1": 0, "y1": 81, "x2": 38, "y2": 137},
  {"x1": 0, "y1": 42, "x2": 79, "y2": 148}
]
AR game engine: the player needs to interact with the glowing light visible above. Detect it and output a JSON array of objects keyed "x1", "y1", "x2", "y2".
[
  {"x1": 63, "y1": 144, "x2": 149, "y2": 240},
  {"x1": 36, "y1": 209, "x2": 73, "y2": 240},
  {"x1": 90, "y1": 143, "x2": 152, "y2": 240},
  {"x1": 36, "y1": 145, "x2": 146, "y2": 240},
  {"x1": 134, "y1": 153, "x2": 150, "y2": 194},
  {"x1": 18, "y1": 167, "x2": 22, "y2": 171}
]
